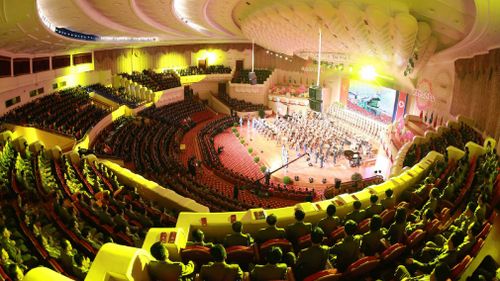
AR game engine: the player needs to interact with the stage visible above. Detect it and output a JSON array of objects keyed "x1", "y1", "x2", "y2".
[{"x1": 218, "y1": 118, "x2": 391, "y2": 193}]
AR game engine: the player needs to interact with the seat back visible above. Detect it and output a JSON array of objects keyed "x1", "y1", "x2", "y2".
[
  {"x1": 380, "y1": 209, "x2": 395, "y2": 226},
  {"x1": 345, "y1": 256, "x2": 380, "y2": 279},
  {"x1": 260, "y1": 239, "x2": 292, "y2": 262},
  {"x1": 381, "y1": 243, "x2": 407, "y2": 263},
  {"x1": 303, "y1": 269, "x2": 340, "y2": 281},
  {"x1": 406, "y1": 229, "x2": 426, "y2": 249},
  {"x1": 180, "y1": 246, "x2": 212, "y2": 271},
  {"x1": 297, "y1": 234, "x2": 312, "y2": 250},
  {"x1": 451, "y1": 255, "x2": 472, "y2": 280},
  {"x1": 357, "y1": 218, "x2": 370, "y2": 234},
  {"x1": 470, "y1": 238, "x2": 484, "y2": 257},
  {"x1": 330, "y1": 227, "x2": 345, "y2": 242},
  {"x1": 477, "y1": 223, "x2": 491, "y2": 239},
  {"x1": 226, "y1": 245, "x2": 256, "y2": 266}
]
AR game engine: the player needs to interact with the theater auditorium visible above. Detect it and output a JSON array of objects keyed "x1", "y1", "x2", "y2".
[{"x1": 0, "y1": 0, "x2": 499, "y2": 280}]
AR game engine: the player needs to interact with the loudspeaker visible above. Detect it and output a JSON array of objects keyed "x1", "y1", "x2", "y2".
[
  {"x1": 248, "y1": 72, "x2": 257, "y2": 85},
  {"x1": 309, "y1": 86, "x2": 322, "y2": 101},
  {"x1": 334, "y1": 178, "x2": 342, "y2": 189},
  {"x1": 309, "y1": 99, "x2": 322, "y2": 112}
]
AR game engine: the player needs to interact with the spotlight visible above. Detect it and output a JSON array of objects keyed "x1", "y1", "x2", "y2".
[
  {"x1": 360, "y1": 65, "x2": 377, "y2": 81},
  {"x1": 266, "y1": 50, "x2": 269, "y2": 54}
]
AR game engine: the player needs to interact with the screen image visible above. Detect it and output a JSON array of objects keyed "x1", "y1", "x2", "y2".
[{"x1": 347, "y1": 80, "x2": 398, "y2": 124}]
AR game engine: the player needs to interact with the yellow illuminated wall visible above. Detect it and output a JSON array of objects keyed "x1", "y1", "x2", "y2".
[{"x1": 191, "y1": 49, "x2": 227, "y2": 66}]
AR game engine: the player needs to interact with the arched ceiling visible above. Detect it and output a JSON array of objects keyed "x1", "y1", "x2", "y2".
[{"x1": 0, "y1": 0, "x2": 497, "y2": 77}]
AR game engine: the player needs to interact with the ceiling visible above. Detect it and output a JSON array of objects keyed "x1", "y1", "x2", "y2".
[{"x1": 0, "y1": 0, "x2": 498, "y2": 75}]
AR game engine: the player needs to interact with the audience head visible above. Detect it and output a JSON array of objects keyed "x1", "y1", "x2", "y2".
[
  {"x1": 353, "y1": 200, "x2": 362, "y2": 210},
  {"x1": 267, "y1": 246, "x2": 283, "y2": 265},
  {"x1": 232, "y1": 221, "x2": 243, "y2": 233},
  {"x1": 150, "y1": 241, "x2": 168, "y2": 261},
  {"x1": 210, "y1": 244, "x2": 227, "y2": 262},
  {"x1": 311, "y1": 227, "x2": 324, "y2": 244},
  {"x1": 423, "y1": 209, "x2": 434, "y2": 221},
  {"x1": 394, "y1": 207, "x2": 407, "y2": 224},
  {"x1": 369, "y1": 215, "x2": 382, "y2": 232},
  {"x1": 74, "y1": 253, "x2": 85, "y2": 267},
  {"x1": 326, "y1": 204, "x2": 336, "y2": 217},
  {"x1": 344, "y1": 220, "x2": 358, "y2": 236},
  {"x1": 294, "y1": 209, "x2": 306, "y2": 221},
  {"x1": 385, "y1": 189, "x2": 393, "y2": 198},
  {"x1": 430, "y1": 188, "x2": 440, "y2": 198},
  {"x1": 433, "y1": 262, "x2": 451, "y2": 281},
  {"x1": 266, "y1": 214, "x2": 278, "y2": 226},
  {"x1": 370, "y1": 194, "x2": 379, "y2": 204},
  {"x1": 192, "y1": 229, "x2": 205, "y2": 242},
  {"x1": 448, "y1": 232, "x2": 462, "y2": 249},
  {"x1": 466, "y1": 202, "x2": 476, "y2": 213},
  {"x1": 468, "y1": 222, "x2": 482, "y2": 237}
]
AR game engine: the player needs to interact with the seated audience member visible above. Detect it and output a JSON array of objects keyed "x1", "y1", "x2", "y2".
[
  {"x1": 72, "y1": 253, "x2": 90, "y2": 280},
  {"x1": 199, "y1": 244, "x2": 243, "y2": 281},
  {"x1": 423, "y1": 188, "x2": 441, "y2": 214},
  {"x1": 255, "y1": 214, "x2": 286, "y2": 244},
  {"x1": 223, "y1": 221, "x2": 253, "y2": 248},
  {"x1": 250, "y1": 247, "x2": 287, "y2": 281},
  {"x1": 316, "y1": 204, "x2": 341, "y2": 235},
  {"x1": 405, "y1": 232, "x2": 461, "y2": 274},
  {"x1": 7, "y1": 263, "x2": 24, "y2": 281},
  {"x1": 474, "y1": 194, "x2": 488, "y2": 223},
  {"x1": 361, "y1": 215, "x2": 388, "y2": 256},
  {"x1": 345, "y1": 200, "x2": 366, "y2": 223},
  {"x1": 366, "y1": 194, "x2": 384, "y2": 218},
  {"x1": 149, "y1": 241, "x2": 195, "y2": 281},
  {"x1": 449, "y1": 202, "x2": 476, "y2": 233},
  {"x1": 187, "y1": 229, "x2": 214, "y2": 248},
  {"x1": 395, "y1": 262, "x2": 451, "y2": 281},
  {"x1": 440, "y1": 177, "x2": 457, "y2": 202},
  {"x1": 285, "y1": 209, "x2": 312, "y2": 251},
  {"x1": 59, "y1": 240, "x2": 76, "y2": 270},
  {"x1": 294, "y1": 228, "x2": 330, "y2": 281},
  {"x1": 330, "y1": 220, "x2": 361, "y2": 272},
  {"x1": 381, "y1": 189, "x2": 396, "y2": 209},
  {"x1": 457, "y1": 222, "x2": 482, "y2": 259},
  {"x1": 406, "y1": 209, "x2": 434, "y2": 235},
  {"x1": 386, "y1": 207, "x2": 407, "y2": 245}
]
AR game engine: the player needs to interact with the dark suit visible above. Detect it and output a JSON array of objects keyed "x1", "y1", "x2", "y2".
[
  {"x1": 223, "y1": 233, "x2": 253, "y2": 248},
  {"x1": 381, "y1": 197, "x2": 395, "y2": 209},
  {"x1": 294, "y1": 244, "x2": 330, "y2": 281},
  {"x1": 149, "y1": 260, "x2": 195, "y2": 281},
  {"x1": 316, "y1": 216, "x2": 340, "y2": 235},
  {"x1": 285, "y1": 222, "x2": 312, "y2": 250},
  {"x1": 365, "y1": 204, "x2": 384, "y2": 218},
  {"x1": 361, "y1": 229, "x2": 386, "y2": 256},
  {"x1": 386, "y1": 222, "x2": 406, "y2": 244},
  {"x1": 250, "y1": 263, "x2": 287, "y2": 281},
  {"x1": 330, "y1": 235, "x2": 361, "y2": 272},
  {"x1": 345, "y1": 210, "x2": 366, "y2": 223},
  {"x1": 255, "y1": 226, "x2": 286, "y2": 244},
  {"x1": 412, "y1": 249, "x2": 458, "y2": 274},
  {"x1": 199, "y1": 261, "x2": 243, "y2": 281}
]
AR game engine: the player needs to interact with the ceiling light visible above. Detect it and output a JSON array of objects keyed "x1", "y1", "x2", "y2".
[{"x1": 360, "y1": 65, "x2": 377, "y2": 81}]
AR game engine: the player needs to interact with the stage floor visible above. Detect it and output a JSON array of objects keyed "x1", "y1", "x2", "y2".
[{"x1": 232, "y1": 119, "x2": 391, "y2": 192}]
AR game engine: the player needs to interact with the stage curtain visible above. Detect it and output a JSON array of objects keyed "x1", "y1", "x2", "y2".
[{"x1": 451, "y1": 48, "x2": 500, "y2": 140}]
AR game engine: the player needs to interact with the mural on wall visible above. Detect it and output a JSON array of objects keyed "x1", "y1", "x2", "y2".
[{"x1": 414, "y1": 79, "x2": 435, "y2": 111}]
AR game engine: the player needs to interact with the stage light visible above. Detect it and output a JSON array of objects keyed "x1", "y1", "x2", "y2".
[{"x1": 360, "y1": 65, "x2": 377, "y2": 81}]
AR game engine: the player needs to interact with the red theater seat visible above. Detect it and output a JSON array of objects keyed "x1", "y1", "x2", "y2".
[
  {"x1": 406, "y1": 229, "x2": 426, "y2": 249},
  {"x1": 477, "y1": 223, "x2": 491, "y2": 239},
  {"x1": 260, "y1": 239, "x2": 292, "y2": 260},
  {"x1": 380, "y1": 209, "x2": 395, "y2": 226},
  {"x1": 470, "y1": 238, "x2": 484, "y2": 257},
  {"x1": 297, "y1": 234, "x2": 312, "y2": 250},
  {"x1": 330, "y1": 227, "x2": 345, "y2": 242},
  {"x1": 451, "y1": 255, "x2": 472, "y2": 280},
  {"x1": 381, "y1": 243, "x2": 407, "y2": 263},
  {"x1": 181, "y1": 245, "x2": 212, "y2": 270},
  {"x1": 303, "y1": 269, "x2": 340, "y2": 281},
  {"x1": 344, "y1": 256, "x2": 380, "y2": 279},
  {"x1": 357, "y1": 218, "x2": 370, "y2": 233},
  {"x1": 226, "y1": 245, "x2": 256, "y2": 265}
]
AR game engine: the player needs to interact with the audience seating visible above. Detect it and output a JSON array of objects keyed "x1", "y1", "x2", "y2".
[
  {"x1": 2, "y1": 87, "x2": 110, "y2": 139},
  {"x1": 232, "y1": 69, "x2": 272, "y2": 84},
  {"x1": 120, "y1": 70, "x2": 180, "y2": 92},
  {"x1": 178, "y1": 65, "x2": 231, "y2": 76}
]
